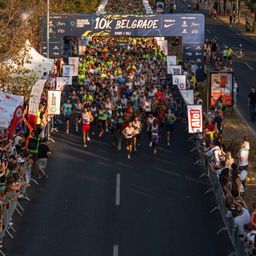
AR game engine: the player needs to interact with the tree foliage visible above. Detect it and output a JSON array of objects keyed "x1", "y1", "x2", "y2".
[
  {"x1": 0, "y1": 0, "x2": 100, "y2": 95},
  {"x1": 246, "y1": 0, "x2": 256, "y2": 11}
]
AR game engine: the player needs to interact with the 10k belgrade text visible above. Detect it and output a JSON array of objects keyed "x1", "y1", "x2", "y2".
[{"x1": 94, "y1": 17, "x2": 159, "y2": 30}]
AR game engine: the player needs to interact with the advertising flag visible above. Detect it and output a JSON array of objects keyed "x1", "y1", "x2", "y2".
[
  {"x1": 56, "y1": 77, "x2": 68, "y2": 91},
  {"x1": 48, "y1": 91, "x2": 61, "y2": 115},
  {"x1": 62, "y1": 65, "x2": 73, "y2": 77},
  {"x1": 68, "y1": 57, "x2": 79, "y2": 76},
  {"x1": 180, "y1": 90, "x2": 194, "y2": 105},
  {"x1": 187, "y1": 105, "x2": 202, "y2": 133},
  {"x1": 167, "y1": 65, "x2": 182, "y2": 75},
  {"x1": 172, "y1": 75, "x2": 186, "y2": 90}
]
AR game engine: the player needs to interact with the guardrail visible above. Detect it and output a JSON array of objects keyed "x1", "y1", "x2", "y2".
[{"x1": 193, "y1": 135, "x2": 250, "y2": 256}]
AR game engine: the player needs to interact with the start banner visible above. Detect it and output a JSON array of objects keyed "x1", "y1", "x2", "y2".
[{"x1": 187, "y1": 105, "x2": 202, "y2": 133}]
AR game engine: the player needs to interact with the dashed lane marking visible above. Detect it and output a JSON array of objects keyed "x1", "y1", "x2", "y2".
[{"x1": 115, "y1": 174, "x2": 121, "y2": 206}]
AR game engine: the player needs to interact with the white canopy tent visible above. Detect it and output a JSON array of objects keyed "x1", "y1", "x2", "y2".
[{"x1": 5, "y1": 40, "x2": 54, "y2": 80}]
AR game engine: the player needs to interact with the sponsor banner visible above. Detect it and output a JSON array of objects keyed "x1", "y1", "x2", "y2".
[
  {"x1": 167, "y1": 56, "x2": 177, "y2": 66},
  {"x1": 62, "y1": 65, "x2": 73, "y2": 77},
  {"x1": 168, "y1": 65, "x2": 182, "y2": 75},
  {"x1": 157, "y1": 39, "x2": 168, "y2": 56},
  {"x1": 68, "y1": 57, "x2": 79, "y2": 76},
  {"x1": 28, "y1": 80, "x2": 46, "y2": 116},
  {"x1": 0, "y1": 92, "x2": 23, "y2": 129},
  {"x1": 187, "y1": 105, "x2": 202, "y2": 133},
  {"x1": 210, "y1": 72, "x2": 233, "y2": 106},
  {"x1": 56, "y1": 77, "x2": 68, "y2": 91},
  {"x1": 180, "y1": 89, "x2": 194, "y2": 105},
  {"x1": 172, "y1": 75, "x2": 186, "y2": 90},
  {"x1": 66, "y1": 76, "x2": 73, "y2": 86},
  {"x1": 48, "y1": 91, "x2": 61, "y2": 115}
]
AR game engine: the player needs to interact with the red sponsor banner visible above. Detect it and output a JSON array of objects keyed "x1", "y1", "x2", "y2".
[{"x1": 187, "y1": 105, "x2": 202, "y2": 133}]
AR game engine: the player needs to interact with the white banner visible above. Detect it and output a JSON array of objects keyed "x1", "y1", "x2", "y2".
[
  {"x1": 28, "y1": 79, "x2": 46, "y2": 116},
  {"x1": 157, "y1": 40, "x2": 168, "y2": 56},
  {"x1": 180, "y1": 90, "x2": 194, "y2": 105},
  {"x1": 66, "y1": 76, "x2": 73, "y2": 85},
  {"x1": 167, "y1": 56, "x2": 177, "y2": 66},
  {"x1": 56, "y1": 77, "x2": 68, "y2": 91},
  {"x1": 168, "y1": 65, "x2": 182, "y2": 75},
  {"x1": 48, "y1": 91, "x2": 61, "y2": 115},
  {"x1": 68, "y1": 57, "x2": 79, "y2": 76},
  {"x1": 62, "y1": 65, "x2": 73, "y2": 77},
  {"x1": 0, "y1": 92, "x2": 24, "y2": 129},
  {"x1": 172, "y1": 75, "x2": 186, "y2": 90},
  {"x1": 187, "y1": 105, "x2": 203, "y2": 133}
]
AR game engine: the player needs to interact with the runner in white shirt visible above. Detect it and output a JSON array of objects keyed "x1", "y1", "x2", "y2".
[
  {"x1": 132, "y1": 116, "x2": 142, "y2": 151},
  {"x1": 122, "y1": 122, "x2": 135, "y2": 159}
]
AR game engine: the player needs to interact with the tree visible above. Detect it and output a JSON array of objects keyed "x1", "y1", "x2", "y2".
[{"x1": 0, "y1": 0, "x2": 101, "y2": 95}]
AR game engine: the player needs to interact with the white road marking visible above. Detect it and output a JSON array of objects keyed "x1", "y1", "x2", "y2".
[
  {"x1": 214, "y1": 35, "x2": 219, "y2": 40},
  {"x1": 113, "y1": 245, "x2": 119, "y2": 256},
  {"x1": 245, "y1": 62, "x2": 254, "y2": 70},
  {"x1": 115, "y1": 174, "x2": 121, "y2": 205},
  {"x1": 206, "y1": 29, "x2": 211, "y2": 34}
]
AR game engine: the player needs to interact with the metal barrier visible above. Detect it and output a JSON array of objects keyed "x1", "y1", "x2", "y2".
[{"x1": 194, "y1": 141, "x2": 250, "y2": 256}]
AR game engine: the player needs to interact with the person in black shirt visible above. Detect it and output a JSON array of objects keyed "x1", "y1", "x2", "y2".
[
  {"x1": 248, "y1": 87, "x2": 256, "y2": 121},
  {"x1": 36, "y1": 139, "x2": 51, "y2": 178}
]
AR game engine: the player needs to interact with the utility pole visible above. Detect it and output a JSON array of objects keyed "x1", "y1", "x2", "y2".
[
  {"x1": 236, "y1": 0, "x2": 239, "y2": 23},
  {"x1": 46, "y1": 0, "x2": 50, "y2": 58}
]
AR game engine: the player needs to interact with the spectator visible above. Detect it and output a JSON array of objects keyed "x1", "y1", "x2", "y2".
[
  {"x1": 36, "y1": 138, "x2": 51, "y2": 179},
  {"x1": 233, "y1": 205, "x2": 250, "y2": 234}
]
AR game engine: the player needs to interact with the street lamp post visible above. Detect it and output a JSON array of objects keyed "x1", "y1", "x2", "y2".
[
  {"x1": 236, "y1": 0, "x2": 239, "y2": 24},
  {"x1": 46, "y1": 0, "x2": 50, "y2": 58}
]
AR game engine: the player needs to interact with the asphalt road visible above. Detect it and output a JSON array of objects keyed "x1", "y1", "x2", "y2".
[
  {"x1": 3, "y1": 4, "x2": 239, "y2": 256},
  {"x1": 4, "y1": 121, "x2": 232, "y2": 256}
]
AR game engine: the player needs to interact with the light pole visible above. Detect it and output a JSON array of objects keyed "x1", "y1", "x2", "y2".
[
  {"x1": 236, "y1": 0, "x2": 239, "y2": 23},
  {"x1": 46, "y1": 0, "x2": 50, "y2": 58}
]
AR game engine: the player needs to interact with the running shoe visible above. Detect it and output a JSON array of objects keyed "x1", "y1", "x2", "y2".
[
  {"x1": 149, "y1": 142, "x2": 152, "y2": 147},
  {"x1": 84, "y1": 144, "x2": 87, "y2": 148},
  {"x1": 128, "y1": 154, "x2": 131, "y2": 159},
  {"x1": 76, "y1": 126, "x2": 78, "y2": 132},
  {"x1": 154, "y1": 149, "x2": 157, "y2": 155},
  {"x1": 87, "y1": 137, "x2": 91, "y2": 141}
]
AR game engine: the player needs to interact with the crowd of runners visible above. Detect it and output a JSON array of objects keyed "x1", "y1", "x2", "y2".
[{"x1": 62, "y1": 37, "x2": 178, "y2": 158}]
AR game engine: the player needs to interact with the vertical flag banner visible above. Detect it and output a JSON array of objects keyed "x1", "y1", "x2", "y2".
[
  {"x1": 172, "y1": 75, "x2": 186, "y2": 90},
  {"x1": 48, "y1": 91, "x2": 61, "y2": 115},
  {"x1": 167, "y1": 65, "x2": 182, "y2": 75},
  {"x1": 157, "y1": 40, "x2": 168, "y2": 56},
  {"x1": 187, "y1": 105, "x2": 202, "y2": 133},
  {"x1": 62, "y1": 65, "x2": 73, "y2": 77},
  {"x1": 56, "y1": 77, "x2": 68, "y2": 91},
  {"x1": 167, "y1": 56, "x2": 177, "y2": 66},
  {"x1": 66, "y1": 76, "x2": 73, "y2": 86},
  {"x1": 180, "y1": 90, "x2": 194, "y2": 104},
  {"x1": 28, "y1": 80, "x2": 46, "y2": 116},
  {"x1": 68, "y1": 57, "x2": 79, "y2": 76},
  {"x1": 210, "y1": 72, "x2": 233, "y2": 106}
]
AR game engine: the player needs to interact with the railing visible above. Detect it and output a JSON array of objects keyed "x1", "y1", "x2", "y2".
[{"x1": 193, "y1": 135, "x2": 250, "y2": 256}]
